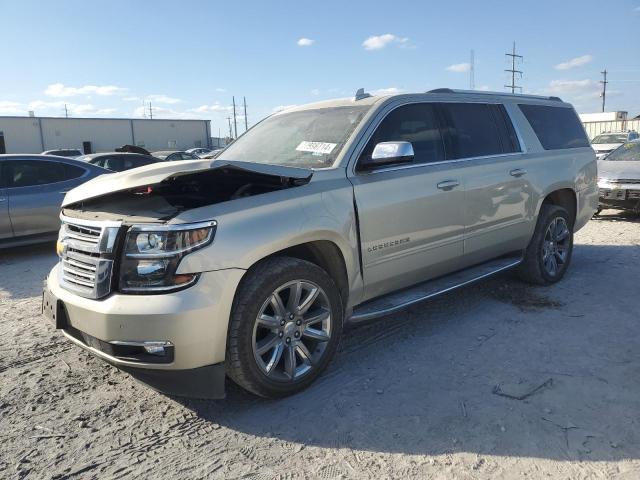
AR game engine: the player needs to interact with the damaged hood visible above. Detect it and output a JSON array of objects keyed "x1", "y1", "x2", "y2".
[
  {"x1": 63, "y1": 159, "x2": 313, "y2": 207},
  {"x1": 598, "y1": 160, "x2": 640, "y2": 180}
]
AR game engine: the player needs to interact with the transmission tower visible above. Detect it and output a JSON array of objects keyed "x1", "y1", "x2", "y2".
[{"x1": 504, "y1": 41, "x2": 523, "y2": 93}]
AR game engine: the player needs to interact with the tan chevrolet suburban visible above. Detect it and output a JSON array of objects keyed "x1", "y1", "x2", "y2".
[{"x1": 43, "y1": 89, "x2": 598, "y2": 399}]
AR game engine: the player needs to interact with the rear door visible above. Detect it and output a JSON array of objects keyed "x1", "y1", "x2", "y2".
[
  {"x1": 6, "y1": 159, "x2": 88, "y2": 237},
  {"x1": 439, "y1": 102, "x2": 532, "y2": 264},
  {"x1": 349, "y1": 102, "x2": 467, "y2": 301},
  {"x1": 0, "y1": 161, "x2": 13, "y2": 240}
]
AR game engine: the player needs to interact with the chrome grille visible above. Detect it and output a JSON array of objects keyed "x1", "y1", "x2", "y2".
[{"x1": 58, "y1": 216, "x2": 122, "y2": 299}]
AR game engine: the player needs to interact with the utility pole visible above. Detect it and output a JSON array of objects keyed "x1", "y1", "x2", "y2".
[
  {"x1": 226, "y1": 116, "x2": 233, "y2": 139},
  {"x1": 149, "y1": 102, "x2": 153, "y2": 120},
  {"x1": 600, "y1": 69, "x2": 608, "y2": 113},
  {"x1": 470, "y1": 50, "x2": 475, "y2": 90},
  {"x1": 243, "y1": 96, "x2": 248, "y2": 132},
  {"x1": 232, "y1": 96, "x2": 238, "y2": 138},
  {"x1": 64, "y1": 104, "x2": 69, "y2": 118},
  {"x1": 504, "y1": 41, "x2": 523, "y2": 94}
]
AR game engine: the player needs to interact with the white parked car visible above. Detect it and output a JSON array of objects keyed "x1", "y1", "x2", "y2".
[{"x1": 591, "y1": 131, "x2": 639, "y2": 160}]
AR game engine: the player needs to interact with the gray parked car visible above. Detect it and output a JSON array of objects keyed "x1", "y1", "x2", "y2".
[
  {"x1": 597, "y1": 139, "x2": 640, "y2": 213},
  {"x1": 153, "y1": 150, "x2": 199, "y2": 161},
  {"x1": 42, "y1": 148, "x2": 84, "y2": 159},
  {"x1": 80, "y1": 152, "x2": 160, "y2": 172},
  {"x1": 44, "y1": 89, "x2": 597, "y2": 399},
  {"x1": 0, "y1": 155, "x2": 108, "y2": 248}
]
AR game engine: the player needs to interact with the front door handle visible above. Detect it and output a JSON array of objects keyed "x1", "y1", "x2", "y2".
[
  {"x1": 437, "y1": 180, "x2": 460, "y2": 191},
  {"x1": 509, "y1": 168, "x2": 527, "y2": 177}
]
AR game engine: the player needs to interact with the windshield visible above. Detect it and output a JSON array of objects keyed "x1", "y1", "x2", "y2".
[
  {"x1": 604, "y1": 142, "x2": 640, "y2": 162},
  {"x1": 217, "y1": 106, "x2": 371, "y2": 168},
  {"x1": 592, "y1": 134, "x2": 627, "y2": 144}
]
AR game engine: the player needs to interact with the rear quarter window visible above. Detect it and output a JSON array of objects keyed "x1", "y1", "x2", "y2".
[{"x1": 519, "y1": 104, "x2": 590, "y2": 150}]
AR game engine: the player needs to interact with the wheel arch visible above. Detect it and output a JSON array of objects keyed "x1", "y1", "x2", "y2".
[
  {"x1": 251, "y1": 240, "x2": 350, "y2": 309},
  {"x1": 540, "y1": 187, "x2": 577, "y2": 226}
]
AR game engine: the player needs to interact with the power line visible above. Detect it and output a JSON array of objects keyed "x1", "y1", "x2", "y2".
[
  {"x1": 504, "y1": 41, "x2": 523, "y2": 94},
  {"x1": 243, "y1": 96, "x2": 248, "y2": 132},
  {"x1": 232, "y1": 96, "x2": 238, "y2": 138},
  {"x1": 470, "y1": 49, "x2": 475, "y2": 90},
  {"x1": 600, "y1": 69, "x2": 608, "y2": 113}
]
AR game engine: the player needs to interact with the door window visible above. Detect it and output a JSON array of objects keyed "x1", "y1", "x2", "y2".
[
  {"x1": 439, "y1": 103, "x2": 507, "y2": 159},
  {"x1": 360, "y1": 103, "x2": 445, "y2": 167},
  {"x1": 6, "y1": 160, "x2": 68, "y2": 187}
]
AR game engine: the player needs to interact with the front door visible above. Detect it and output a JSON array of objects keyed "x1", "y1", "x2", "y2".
[
  {"x1": 6, "y1": 159, "x2": 77, "y2": 237},
  {"x1": 349, "y1": 102, "x2": 466, "y2": 301}
]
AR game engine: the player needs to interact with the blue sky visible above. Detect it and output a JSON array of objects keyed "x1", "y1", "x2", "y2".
[{"x1": 2, "y1": 0, "x2": 640, "y2": 136}]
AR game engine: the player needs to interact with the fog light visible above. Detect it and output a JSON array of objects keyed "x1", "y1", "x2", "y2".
[{"x1": 144, "y1": 345, "x2": 164, "y2": 356}]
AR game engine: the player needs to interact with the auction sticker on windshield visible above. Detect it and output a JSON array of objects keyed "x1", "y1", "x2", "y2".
[{"x1": 296, "y1": 141, "x2": 337, "y2": 155}]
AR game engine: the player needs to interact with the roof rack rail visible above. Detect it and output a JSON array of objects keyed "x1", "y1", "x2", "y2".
[
  {"x1": 354, "y1": 88, "x2": 371, "y2": 101},
  {"x1": 427, "y1": 88, "x2": 455, "y2": 94}
]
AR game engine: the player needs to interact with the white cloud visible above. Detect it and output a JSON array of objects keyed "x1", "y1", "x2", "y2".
[
  {"x1": 555, "y1": 54, "x2": 593, "y2": 70},
  {"x1": 272, "y1": 105, "x2": 297, "y2": 113},
  {"x1": 362, "y1": 34, "x2": 409, "y2": 50},
  {"x1": 123, "y1": 96, "x2": 141, "y2": 102},
  {"x1": 310, "y1": 89, "x2": 320, "y2": 96},
  {"x1": 215, "y1": 88, "x2": 227, "y2": 93},
  {"x1": 189, "y1": 103, "x2": 232, "y2": 113},
  {"x1": 0, "y1": 100, "x2": 23, "y2": 114},
  {"x1": 545, "y1": 79, "x2": 597, "y2": 95},
  {"x1": 635, "y1": 6, "x2": 640, "y2": 11},
  {"x1": 44, "y1": 83, "x2": 127, "y2": 97},
  {"x1": 446, "y1": 63, "x2": 471, "y2": 73},
  {"x1": 27, "y1": 100, "x2": 117, "y2": 116},
  {"x1": 297, "y1": 38, "x2": 315, "y2": 47},
  {"x1": 477, "y1": 85, "x2": 491, "y2": 91},
  {"x1": 146, "y1": 94, "x2": 181, "y2": 104},
  {"x1": 371, "y1": 87, "x2": 404, "y2": 96}
]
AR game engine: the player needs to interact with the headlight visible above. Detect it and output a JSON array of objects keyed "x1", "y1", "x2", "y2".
[{"x1": 119, "y1": 221, "x2": 216, "y2": 293}]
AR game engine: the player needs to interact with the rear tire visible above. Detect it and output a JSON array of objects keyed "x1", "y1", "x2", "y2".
[
  {"x1": 226, "y1": 256, "x2": 343, "y2": 398},
  {"x1": 518, "y1": 204, "x2": 573, "y2": 285}
]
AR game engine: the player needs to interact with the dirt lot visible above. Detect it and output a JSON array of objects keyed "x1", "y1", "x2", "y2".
[{"x1": 1, "y1": 211, "x2": 640, "y2": 479}]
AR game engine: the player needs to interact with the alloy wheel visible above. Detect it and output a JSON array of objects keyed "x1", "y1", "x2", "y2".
[
  {"x1": 542, "y1": 217, "x2": 571, "y2": 276},
  {"x1": 252, "y1": 280, "x2": 332, "y2": 381}
]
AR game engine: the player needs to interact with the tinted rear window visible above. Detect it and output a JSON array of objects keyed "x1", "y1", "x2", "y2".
[
  {"x1": 440, "y1": 103, "x2": 519, "y2": 159},
  {"x1": 519, "y1": 104, "x2": 589, "y2": 150}
]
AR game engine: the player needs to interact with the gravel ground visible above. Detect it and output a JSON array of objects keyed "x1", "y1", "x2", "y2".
[{"x1": 1, "y1": 210, "x2": 640, "y2": 480}]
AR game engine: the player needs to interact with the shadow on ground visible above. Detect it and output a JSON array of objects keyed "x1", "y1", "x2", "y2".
[
  {"x1": 174, "y1": 243, "x2": 640, "y2": 461},
  {"x1": 0, "y1": 242, "x2": 58, "y2": 300}
]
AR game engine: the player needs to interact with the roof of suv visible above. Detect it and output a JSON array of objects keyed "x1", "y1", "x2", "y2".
[{"x1": 277, "y1": 89, "x2": 568, "y2": 115}]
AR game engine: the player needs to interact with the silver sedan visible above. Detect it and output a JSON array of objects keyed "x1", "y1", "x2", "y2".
[{"x1": 0, "y1": 154, "x2": 109, "y2": 248}]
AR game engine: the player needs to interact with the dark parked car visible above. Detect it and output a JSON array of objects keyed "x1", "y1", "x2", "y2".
[
  {"x1": 42, "y1": 148, "x2": 84, "y2": 159},
  {"x1": 80, "y1": 152, "x2": 159, "y2": 172},
  {"x1": 0, "y1": 155, "x2": 108, "y2": 247},
  {"x1": 152, "y1": 150, "x2": 199, "y2": 161}
]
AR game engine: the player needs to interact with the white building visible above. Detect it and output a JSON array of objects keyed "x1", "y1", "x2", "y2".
[{"x1": 0, "y1": 116, "x2": 212, "y2": 154}]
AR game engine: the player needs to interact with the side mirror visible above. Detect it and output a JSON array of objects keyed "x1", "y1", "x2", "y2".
[{"x1": 364, "y1": 141, "x2": 414, "y2": 168}]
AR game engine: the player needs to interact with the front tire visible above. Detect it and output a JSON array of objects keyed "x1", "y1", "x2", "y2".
[
  {"x1": 518, "y1": 204, "x2": 574, "y2": 285},
  {"x1": 226, "y1": 257, "x2": 343, "y2": 398}
]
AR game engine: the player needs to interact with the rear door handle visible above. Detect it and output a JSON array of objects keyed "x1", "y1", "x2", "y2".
[
  {"x1": 437, "y1": 180, "x2": 460, "y2": 191},
  {"x1": 509, "y1": 168, "x2": 527, "y2": 177}
]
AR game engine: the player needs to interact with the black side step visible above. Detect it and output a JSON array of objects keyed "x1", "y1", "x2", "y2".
[{"x1": 349, "y1": 254, "x2": 523, "y2": 323}]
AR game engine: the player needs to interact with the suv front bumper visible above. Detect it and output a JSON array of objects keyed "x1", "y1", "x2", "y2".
[{"x1": 44, "y1": 263, "x2": 246, "y2": 399}]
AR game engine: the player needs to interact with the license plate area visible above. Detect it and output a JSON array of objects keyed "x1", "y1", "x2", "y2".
[{"x1": 42, "y1": 289, "x2": 68, "y2": 329}]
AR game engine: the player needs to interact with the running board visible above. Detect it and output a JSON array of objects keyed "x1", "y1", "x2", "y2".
[{"x1": 349, "y1": 254, "x2": 523, "y2": 323}]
